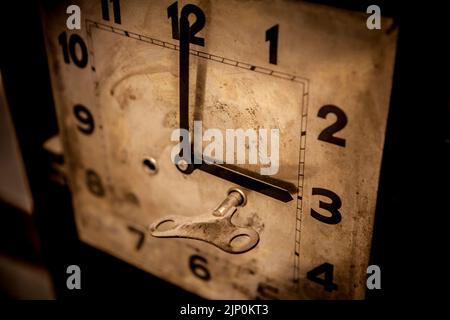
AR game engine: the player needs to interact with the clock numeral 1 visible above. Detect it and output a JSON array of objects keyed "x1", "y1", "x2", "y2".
[
  {"x1": 317, "y1": 105, "x2": 348, "y2": 147},
  {"x1": 265, "y1": 24, "x2": 279, "y2": 65},
  {"x1": 58, "y1": 32, "x2": 88, "y2": 68},
  {"x1": 189, "y1": 255, "x2": 211, "y2": 281},
  {"x1": 167, "y1": 1, "x2": 206, "y2": 46},
  {"x1": 307, "y1": 263, "x2": 338, "y2": 292},
  {"x1": 101, "y1": 0, "x2": 121, "y2": 24},
  {"x1": 311, "y1": 188, "x2": 342, "y2": 225}
]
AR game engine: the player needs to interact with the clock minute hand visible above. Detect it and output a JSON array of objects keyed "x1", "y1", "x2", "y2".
[{"x1": 179, "y1": 10, "x2": 190, "y2": 153}]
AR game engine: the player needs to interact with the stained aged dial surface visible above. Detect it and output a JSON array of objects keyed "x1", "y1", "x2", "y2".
[{"x1": 41, "y1": 0, "x2": 397, "y2": 299}]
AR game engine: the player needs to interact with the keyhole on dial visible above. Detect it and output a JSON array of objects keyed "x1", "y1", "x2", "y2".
[{"x1": 142, "y1": 157, "x2": 158, "y2": 175}]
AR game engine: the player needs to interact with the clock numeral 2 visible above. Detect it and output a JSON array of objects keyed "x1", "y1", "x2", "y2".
[
  {"x1": 307, "y1": 263, "x2": 338, "y2": 292},
  {"x1": 167, "y1": 1, "x2": 206, "y2": 46},
  {"x1": 58, "y1": 32, "x2": 88, "y2": 68},
  {"x1": 189, "y1": 255, "x2": 211, "y2": 281},
  {"x1": 265, "y1": 24, "x2": 279, "y2": 65},
  {"x1": 311, "y1": 188, "x2": 342, "y2": 225},
  {"x1": 317, "y1": 105, "x2": 348, "y2": 147},
  {"x1": 101, "y1": 0, "x2": 121, "y2": 24}
]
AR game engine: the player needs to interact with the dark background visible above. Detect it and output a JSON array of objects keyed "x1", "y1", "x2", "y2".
[{"x1": 0, "y1": 0, "x2": 447, "y2": 302}]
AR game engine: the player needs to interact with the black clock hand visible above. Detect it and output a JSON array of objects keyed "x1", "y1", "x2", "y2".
[
  {"x1": 197, "y1": 159, "x2": 297, "y2": 203},
  {"x1": 179, "y1": 10, "x2": 190, "y2": 154}
]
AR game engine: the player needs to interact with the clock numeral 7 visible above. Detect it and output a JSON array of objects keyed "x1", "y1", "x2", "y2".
[
  {"x1": 167, "y1": 1, "x2": 206, "y2": 46},
  {"x1": 127, "y1": 226, "x2": 145, "y2": 251}
]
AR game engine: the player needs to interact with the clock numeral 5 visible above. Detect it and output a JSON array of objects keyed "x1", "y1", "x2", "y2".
[{"x1": 58, "y1": 32, "x2": 88, "y2": 68}]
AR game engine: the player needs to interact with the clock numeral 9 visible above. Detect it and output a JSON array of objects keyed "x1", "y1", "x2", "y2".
[
  {"x1": 167, "y1": 1, "x2": 206, "y2": 46},
  {"x1": 189, "y1": 255, "x2": 211, "y2": 281},
  {"x1": 101, "y1": 0, "x2": 121, "y2": 24},
  {"x1": 317, "y1": 105, "x2": 348, "y2": 147},
  {"x1": 307, "y1": 263, "x2": 338, "y2": 292},
  {"x1": 58, "y1": 32, "x2": 88, "y2": 68},
  {"x1": 73, "y1": 104, "x2": 95, "y2": 135},
  {"x1": 311, "y1": 187, "x2": 342, "y2": 225},
  {"x1": 86, "y1": 169, "x2": 105, "y2": 197}
]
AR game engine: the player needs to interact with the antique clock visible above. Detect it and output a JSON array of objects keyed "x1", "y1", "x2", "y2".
[{"x1": 40, "y1": 0, "x2": 397, "y2": 299}]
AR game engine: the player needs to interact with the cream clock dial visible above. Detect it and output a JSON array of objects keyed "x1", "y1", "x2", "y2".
[{"x1": 41, "y1": 0, "x2": 397, "y2": 299}]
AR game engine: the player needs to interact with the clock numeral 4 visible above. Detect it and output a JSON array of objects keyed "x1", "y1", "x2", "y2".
[{"x1": 307, "y1": 263, "x2": 338, "y2": 292}]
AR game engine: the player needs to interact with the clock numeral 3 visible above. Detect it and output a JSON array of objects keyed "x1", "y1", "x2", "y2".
[
  {"x1": 101, "y1": 0, "x2": 121, "y2": 24},
  {"x1": 58, "y1": 32, "x2": 88, "y2": 68},
  {"x1": 317, "y1": 105, "x2": 348, "y2": 147},
  {"x1": 307, "y1": 263, "x2": 338, "y2": 292},
  {"x1": 311, "y1": 188, "x2": 342, "y2": 225},
  {"x1": 167, "y1": 1, "x2": 206, "y2": 46},
  {"x1": 189, "y1": 255, "x2": 211, "y2": 281}
]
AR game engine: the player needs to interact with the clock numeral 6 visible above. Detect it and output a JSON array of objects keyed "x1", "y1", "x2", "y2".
[
  {"x1": 256, "y1": 283, "x2": 279, "y2": 300},
  {"x1": 189, "y1": 255, "x2": 211, "y2": 281},
  {"x1": 311, "y1": 187, "x2": 342, "y2": 225},
  {"x1": 317, "y1": 105, "x2": 348, "y2": 147},
  {"x1": 58, "y1": 32, "x2": 88, "y2": 68},
  {"x1": 307, "y1": 262, "x2": 338, "y2": 292},
  {"x1": 167, "y1": 1, "x2": 206, "y2": 46},
  {"x1": 85, "y1": 169, "x2": 105, "y2": 197}
]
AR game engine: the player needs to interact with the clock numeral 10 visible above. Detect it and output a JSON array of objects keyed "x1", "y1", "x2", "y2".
[
  {"x1": 101, "y1": 0, "x2": 121, "y2": 24},
  {"x1": 58, "y1": 32, "x2": 88, "y2": 69}
]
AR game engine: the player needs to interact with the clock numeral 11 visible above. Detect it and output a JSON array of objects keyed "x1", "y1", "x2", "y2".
[{"x1": 101, "y1": 0, "x2": 121, "y2": 24}]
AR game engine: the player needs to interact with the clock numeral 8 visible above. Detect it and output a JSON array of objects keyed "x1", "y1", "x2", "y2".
[{"x1": 86, "y1": 169, "x2": 105, "y2": 197}]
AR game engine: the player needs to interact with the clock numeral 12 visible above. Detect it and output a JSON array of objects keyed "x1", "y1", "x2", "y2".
[{"x1": 167, "y1": 1, "x2": 206, "y2": 46}]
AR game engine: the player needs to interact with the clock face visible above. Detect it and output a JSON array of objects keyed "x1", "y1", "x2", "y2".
[{"x1": 41, "y1": 0, "x2": 397, "y2": 299}]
